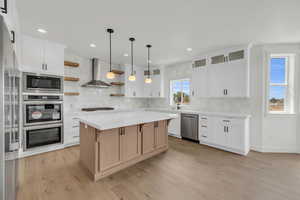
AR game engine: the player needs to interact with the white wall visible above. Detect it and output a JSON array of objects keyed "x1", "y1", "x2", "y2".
[
  {"x1": 63, "y1": 50, "x2": 148, "y2": 115},
  {"x1": 261, "y1": 44, "x2": 300, "y2": 153}
]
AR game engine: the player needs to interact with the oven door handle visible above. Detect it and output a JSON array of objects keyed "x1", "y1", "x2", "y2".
[
  {"x1": 23, "y1": 101, "x2": 63, "y2": 105},
  {"x1": 23, "y1": 123, "x2": 63, "y2": 130}
]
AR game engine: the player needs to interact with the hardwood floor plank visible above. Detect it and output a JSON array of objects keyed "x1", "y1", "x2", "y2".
[{"x1": 17, "y1": 137, "x2": 300, "y2": 200}]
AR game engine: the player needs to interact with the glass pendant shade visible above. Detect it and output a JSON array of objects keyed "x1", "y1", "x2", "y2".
[
  {"x1": 106, "y1": 71, "x2": 115, "y2": 79},
  {"x1": 128, "y1": 74, "x2": 136, "y2": 81},
  {"x1": 145, "y1": 77, "x2": 152, "y2": 84}
]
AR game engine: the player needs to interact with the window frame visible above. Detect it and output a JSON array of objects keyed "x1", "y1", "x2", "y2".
[
  {"x1": 266, "y1": 53, "x2": 295, "y2": 115},
  {"x1": 169, "y1": 78, "x2": 190, "y2": 105}
]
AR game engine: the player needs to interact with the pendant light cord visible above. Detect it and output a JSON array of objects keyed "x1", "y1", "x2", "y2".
[
  {"x1": 109, "y1": 32, "x2": 112, "y2": 72},
  {"x1": 131, "y1": 40, "x2": 133, "y2": 75},
  {"x1": 146, "y1": 45, "x2": 151, "y2": 78}
]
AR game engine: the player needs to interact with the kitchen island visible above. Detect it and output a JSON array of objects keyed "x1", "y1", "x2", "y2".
[{"x1": 77, "y1": 111, "x2": 177, "y2": 181}]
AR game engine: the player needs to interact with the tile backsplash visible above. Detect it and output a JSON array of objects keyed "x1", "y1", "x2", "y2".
[{"x1": 64, "y1": 50, "x2": 148, "y2": 114}]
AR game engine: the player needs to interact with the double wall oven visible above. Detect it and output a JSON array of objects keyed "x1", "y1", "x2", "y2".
[{"x1": 23, "y1": 73, "x2": 64, "y2": 151}]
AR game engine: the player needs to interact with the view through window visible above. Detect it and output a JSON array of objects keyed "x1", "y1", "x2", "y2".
[
  {"x1": 268, "y1": 54, "x2": 294, "y2": 113},
  {"x1": 170, "y1": 79, "x2": 190, "y2": 105}
]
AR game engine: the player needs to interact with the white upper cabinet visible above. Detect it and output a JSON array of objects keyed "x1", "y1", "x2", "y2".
[
  {"x1": 191, "y1": 45, "x2": 250, "y2": 98},
  {"x1": 207, "y1": 45, "x2": 250, "y2": 98},
  {"x1": 21, "y1": 35, "x2": 65, "y2": 76},
  {"x1": 191, "y1": 57, "x2": 208, "y2": 98},
  {"x1": 125, "y1": 66, "x2": 164, "y2": 98},
  {"x1": 125, "y1": 65, "x2": 144, "y2": 97}
]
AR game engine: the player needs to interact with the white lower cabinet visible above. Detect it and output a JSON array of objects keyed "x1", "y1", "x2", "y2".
[
  {"x1": 64, "y1": 116, "x2": 80, "y2": 146},
  {"x1": 168, "y1": 114, "x2": 181, "y2": 138},
  {"x1": 199, "y1": 115, "x2": 250, "y2": 155}
]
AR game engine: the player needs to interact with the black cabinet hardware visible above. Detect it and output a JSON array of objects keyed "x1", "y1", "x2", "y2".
[
  {"x1": 1, "y1": 0, "x2": 7, "y2": 14},
  {"x1": 10, "y1": 30, "x2": 15, "y2": 43}
]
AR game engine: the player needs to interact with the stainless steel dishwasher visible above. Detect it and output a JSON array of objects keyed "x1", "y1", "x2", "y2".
[{"x1": 181, "y1": 113, "x2": 199, "y2": 141}]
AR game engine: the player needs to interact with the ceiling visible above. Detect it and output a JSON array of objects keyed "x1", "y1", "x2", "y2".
[{"x1": 17, "y1": 0, "x2": 300, "y2": 67}]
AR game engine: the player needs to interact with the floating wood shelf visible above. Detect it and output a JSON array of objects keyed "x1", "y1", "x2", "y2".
[
  {"x1": 111, "y1": 69, "x2": 124, "y2": 75},
  {"x1": 110, "y1": 94, "x2": 125, "y2": 97},
  {"x1": 64, "y1": 76, "x2": 80, "y2": 82},
  {"x1": 64, "y1": 92, "x2": 80, "y2": 96},
  {"x1": 110, "y1": 82, "x2": 125, "y2": 86},
  {"x1": 64, "y1": 61, "x2": 80, "y2": 67}
]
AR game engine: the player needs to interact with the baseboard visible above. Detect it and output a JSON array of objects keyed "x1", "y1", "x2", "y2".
[
  {"x1": 250, "y1": 145, "x2": 263, "y2": 152},
  {"x1": 168, "y1": 133, "x2": 181, "y2": 138},
  {"x1": 260, "y1": 146, "x2": 298, "y2": 153}
]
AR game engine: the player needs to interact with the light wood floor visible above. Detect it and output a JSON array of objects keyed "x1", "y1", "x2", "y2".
[{"x1": 17, "y1": 137, "x2": 300, "y2": 200}]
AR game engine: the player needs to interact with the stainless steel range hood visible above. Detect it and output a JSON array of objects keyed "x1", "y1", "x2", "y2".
[{"x1": 81, "y1": 58, "x2": 111, "y2": 88}]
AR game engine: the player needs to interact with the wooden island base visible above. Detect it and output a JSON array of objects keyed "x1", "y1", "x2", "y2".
[{"x1": 79, "y1": 120, "x2": 169, "y2": 181}]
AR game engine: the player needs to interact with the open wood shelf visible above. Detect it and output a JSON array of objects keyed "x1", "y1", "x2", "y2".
[
  {"x1": 111, "y1": 69, "x2": 124, "y2": 75},
  {"x1": 64, "y1": 61, "x2": 80, "y2": 67},
  {"x1": 110, "y1": 82, "x2": 125, "y2": 86},
  {"x1": 110, "y1": 94, "x2": 125, "y2": 97},
  {"x1": 64, "y1": 76, "x2": 80, "y2": 82},
  {"x1": 64, "y1": 92, "x2": 80, "y2": 96}
]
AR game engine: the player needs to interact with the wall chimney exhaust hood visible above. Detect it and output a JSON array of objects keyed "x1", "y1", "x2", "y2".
[{"x1": 81, "y1": 58, "x2": 111, "y2": 88}]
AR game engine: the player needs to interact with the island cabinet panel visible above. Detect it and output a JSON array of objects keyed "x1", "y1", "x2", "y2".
[
  {"x1": 98, "y1": 128, "x2": 121, "y2": 171},
  {"x1": 80, "y1": 120, "x2": 170, "y2": 181},
  {"x1": 120, "y1": 125, "x2": 141, "y2": 162},
  {"x1": 80, "y1": 123, "x2": 97, "y2": 174},
  {"x1": 142, "y1": 122, "x2": 156, "y2": 154},
  {"x1": 155, "y1": 121, "x2": 168, "y2": 149}
]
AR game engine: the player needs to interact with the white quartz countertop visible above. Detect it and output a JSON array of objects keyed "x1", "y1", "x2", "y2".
[
  {"x1": 76, "y1": 111, "x2": 178, "y2": 131},
  {"x1": 146, "y1": 108, "x2": 251, "y2": 118}
]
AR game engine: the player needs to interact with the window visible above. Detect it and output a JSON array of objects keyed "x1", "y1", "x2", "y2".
[
  {"x1": 267, "y1": 54, "x2": 295, "y2": 114},
  {"x1": 170, "y1": 79, "x2": 190, "y2": 105}
]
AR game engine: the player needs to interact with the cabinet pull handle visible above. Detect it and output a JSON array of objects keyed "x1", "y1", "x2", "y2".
[
  {"x1": 224, "y1": 126, "x2": 226, "y2": 132},
  {"x1": 10, "y1": 31, "x2": 15, "y2": 44},
  {"x1": 42, "y1": 64, "x2": 44, "y2": 70},
  {"x1": 1, "y1": 0, "x2": 7, "y2": 14},
  {"x1": 202, "y1": 135, "x2": 207, "y2": 138},
  {"x1": 45, "y1": 64, "x2": 48, "y2": 70},
  {"x1": 192, "y1": 90, "x2": 194, "y2": 96}
]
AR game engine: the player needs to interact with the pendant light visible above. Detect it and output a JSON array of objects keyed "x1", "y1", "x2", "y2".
[
  {"x1": 145, "y1": 44, "x2": 152, "y2": 84},
  {"x1": 106, "y1": 28, "x2": 115, "y2": 79},
  {"x1": 128, "y1": 37, "x2": 136, "y2": 81}
]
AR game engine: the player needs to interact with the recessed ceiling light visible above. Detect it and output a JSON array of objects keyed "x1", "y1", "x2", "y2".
[
  {"x1": 187, "y1": 48, "x2": 193, "y2": 52},
  {"x1": 90, "y1": 43, "x2": 96, "y2": 48},
  {"x1": 37, "y1": 28, "x2": 47, "y2": 34},
  {"x1": 123, "y1": 53, "x2": 129, "y2": 57}
]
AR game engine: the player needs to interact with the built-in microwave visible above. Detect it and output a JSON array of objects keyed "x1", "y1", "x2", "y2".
[{"x1": 23, "y1": 72, "x2": 63, "y2": 93}]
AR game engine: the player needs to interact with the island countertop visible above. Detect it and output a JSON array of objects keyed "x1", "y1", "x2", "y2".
[{"x1": 76, "y1": 111, "x2": 178, "y2": 131}]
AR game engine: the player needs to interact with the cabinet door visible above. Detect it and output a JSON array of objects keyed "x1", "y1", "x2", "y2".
[
  {"x1": 21, "y1": 35, "x2": 44, "y2": 73},
  {"x1": 125, "y1": 66, "x2": 134, "y2": 97},
  {"x1": 142, "y1": 122, "x2": 155, "y2": 154},
  {"x1": 227, "y1": 119, "x2": 245, "y2": 151},
  {"x1": 44, "y1": 41, "x2": 64, "y2": 75},
  {"x1": 191, "y1": 58, "x2": 208, "y2": 97},
  {"x1": 207, "y1": 62, "x2": 229, "y2": 97},
  {"x1": 152, "y1": 70, "x2": 162, "y2": 97},
  {"x1": 168, "y1": 115, "x2": 180, "y2": 137},
  {"x1": 121, "y1": 125, "x2": 141, "y2": 162},
  {"x1": 135, "y1": 68, "x2": 144, "y2": 97},
  {"x1": 155, "y1": 121, "x2": 167, "y2": 149},
  {"x1": 212, "y1": 118, "x2": 227, "y2": 147},
  {"x1": 99, "y1": 128, "x2": 121, "y2": 171}
]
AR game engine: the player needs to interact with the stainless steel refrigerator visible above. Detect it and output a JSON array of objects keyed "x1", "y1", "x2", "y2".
[{"x1": 0, "y1": 16, "x2": 20, "y2": 200}]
